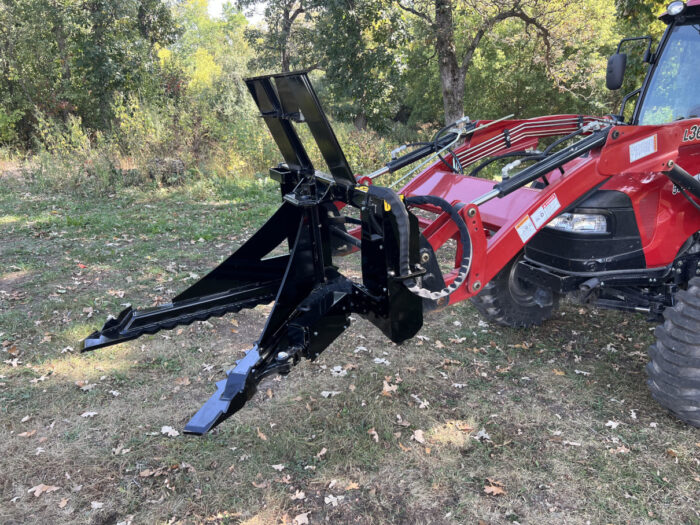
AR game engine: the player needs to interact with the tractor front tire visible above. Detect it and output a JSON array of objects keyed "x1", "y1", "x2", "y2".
[
  {"x1": 647, "y1": 277, "x2": 700, "y2": 427},
  {"x1": 470, "y1": 254, "x2": 559, "y2": 328}
]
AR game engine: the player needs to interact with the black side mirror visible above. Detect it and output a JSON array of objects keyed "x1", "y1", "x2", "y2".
[{"x1": 606, "y1": 53, "x2": 627, "y2": 90}]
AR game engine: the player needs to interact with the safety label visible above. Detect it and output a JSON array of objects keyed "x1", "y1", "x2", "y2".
[
  {"x1": 531, "y1": 193, "x2": 561, "y2": 229},
  {"x1": 629, "y1": 134, "x2": 657, "y2": 163},
  {"x1": 515, "y1": 215, "x2": 537, "y2": 243}
]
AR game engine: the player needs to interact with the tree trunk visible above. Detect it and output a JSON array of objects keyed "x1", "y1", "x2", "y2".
[
  {"x1": 434, "y1": 0, "x2": 464, "y2": 124},
  {"x1": 281, "y1": 8, "x2": 291, "y2": 72}
]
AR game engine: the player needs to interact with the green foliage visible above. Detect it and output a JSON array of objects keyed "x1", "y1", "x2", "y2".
[
  {"x1": 0, "y1": 107, "x2": 23, "y2": 143},
  {"x1": 0, "y1": 0, "x2": 178, "y2": 142},
  {"x1": 313, "y1": 0, "x2": 405, "y2": 130},
  {"x1": 0, "y1": 0, "x2": 677, "y2": 190}
]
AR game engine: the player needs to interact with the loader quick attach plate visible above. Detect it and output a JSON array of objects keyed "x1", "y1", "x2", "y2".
[{"x1": 82, "y1": 71, "x2": 424, "y2": 434}]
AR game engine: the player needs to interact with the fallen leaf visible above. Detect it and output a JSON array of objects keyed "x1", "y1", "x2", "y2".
[
  {"x1": 18, "y1": 429, "x2": 37, "y2": 438},
  {"x1": 609, "y1": 446, "x2": 630, "y2": 454},
  {"x1": 28, "y1": 484, "x2": 60, "y2": 497},
  {"x1": 80, "y1": 411, "x2": 97, "y2": 418},
  {"x1": 484, "y1": 480, "x2": 506, "y2": 496},
  {"x1": 293, "y1": 512, "x2": 310, "y2": 525},
  {"x1": 91, "y1": 501, "x2": 103, "y2": 509},
  {"x1": 473, "y1": 428, "x2": 491, "y2": 442},
  {"x1": 330, "y1": 366, "x2": 347, "y2": 378},
  {"x1": 161, "y1": 426, "x2": 179, "y2": 437},
  {"x1": 454, "y1": 420, "x2": 474, "y2": 433},
  {"x1": 381, "y1": 380, "x2": 398, "y2": 397},
  {"x1": 139, "y1": 469, "x2": 154, "y2": 477},
  {"x1": 552, "y1": 369, "x2": 566, "y2": 376},
  {"x1": 58, "y1": 498, "x2": 69, "y2": 508},
  {"x1": 605, "y1": 420, "x2": 621, "y2": 429},
  {"x1": 345, "y1": 482, "x2": 360, "y2": 491},
  {"x1": 271, "y1": 464, "x2": 285, "y2": 471},
  {"x1": 321, "y1": 391, "x2": 341, "y2": 398},
  {"x1": 324, "y1": 494, "x2": 344, "y2": 507},
  {"x1": 315, "y1": 447, "x2": 327, "y2": 459},
  {"x1": 291, "y1": 490, "x2": 306, "y2": 500},
  {"x1": 410, "y1": 394, "x2": 429, "y2": 409},
  {"x1": 174, "y1": 377, "x2": 190, "y2": 386},
  {"x1": 252, "y1": 480, "x2": 268, "y2": 489},
  {"x1": 367, "y1": 428, "x2": 379, "y2": 442},
  {"x1": 75, "y1": 381, "x2": 96, "y2": 392},
  {"x1": 412, "y1": 429, "x2": 426, "y2": 444},
  {"x1": 256, "y1": 427, "x2": 268, "y2": 441}
]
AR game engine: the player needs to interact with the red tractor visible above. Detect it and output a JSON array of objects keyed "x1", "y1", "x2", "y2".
[{"x1": 84, "y1": 1, "x2": 700, "y2": 432}]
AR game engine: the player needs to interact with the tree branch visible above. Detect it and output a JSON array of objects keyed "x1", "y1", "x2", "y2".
[
  {"x1": 459, "y1": 7, "x2": 552, "y2": 76},
  {"x1": 289, "y1": 5, "x2": 305, "y2": 24},
  {"x1": 397, "y1": 1, "x2": 434, "y2": 26}
]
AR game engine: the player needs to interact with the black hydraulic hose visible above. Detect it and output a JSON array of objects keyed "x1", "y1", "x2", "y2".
[
  {"x1": 385, "y1": 133, "x2": 459, "y2": 173},
  {"x1": 367, "y1": 184, "x2": 471, "y2": 300},
  {"x1": 468, "y1": 150, "x2": 544, "y2": 178},
  {"x1": 494, "y1": 129, "x2": 608, "y2": 198},
  {"x1": 367, "y1": 185, "x2": 411, "y2": 279},
  {"x1": 678, "y1": 186, "x2": 700, "y2": 214},
  {"x1": 404, "y1": 195, "x2": 472, "y2": 300},
  {"x1": 664, "y1": 162, "x2": 700, "y2": 200},
  {"x1": 542, "y1": 127, "x2": 585, "y2": 156}
]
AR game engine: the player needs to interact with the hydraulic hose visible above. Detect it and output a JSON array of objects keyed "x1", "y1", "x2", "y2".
[
  {"x1": 404, "y1": 195, "x2": 472, "y2": 300},
  {"x1": 367, "y1": 185, "x2": 471, "y2": 300}
]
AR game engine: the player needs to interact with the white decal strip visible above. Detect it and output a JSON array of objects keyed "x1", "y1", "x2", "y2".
[{"x1": 629, "y1": 134, "x2": 657, "y2": 163}]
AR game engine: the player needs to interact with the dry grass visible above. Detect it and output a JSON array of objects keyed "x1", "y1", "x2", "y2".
[{"x1": 1, "y1": 171, "x2": 699, "y2": 525}]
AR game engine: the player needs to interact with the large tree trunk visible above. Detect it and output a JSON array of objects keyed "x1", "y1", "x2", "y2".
[{"x1": 434, "y1": 0, "x2": 464, "y2": 124}]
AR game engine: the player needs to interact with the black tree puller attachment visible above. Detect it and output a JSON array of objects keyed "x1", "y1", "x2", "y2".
[{"x1": 82, "y1": 72, "x2": 451, "y2": 434}]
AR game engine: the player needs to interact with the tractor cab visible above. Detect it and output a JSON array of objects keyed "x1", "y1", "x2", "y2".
[
  {"x1": 520, "y1": 1, "x2": 700, "y2": 316},
  {"x1": 635, "y1": 5, "x2": 700, "y2": 125}
]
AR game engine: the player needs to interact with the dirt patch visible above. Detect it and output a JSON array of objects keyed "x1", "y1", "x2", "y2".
[
  {"x1": 0, "y1": 163, "x2": 24, "y2": 179},
  {"x1": 0, "y1": 270, "x2": 33, "y2": 294}
]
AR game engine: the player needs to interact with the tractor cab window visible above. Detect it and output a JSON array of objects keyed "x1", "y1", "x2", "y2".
[{"x1": 637, "y1": 22, "x2": 700, "y2": 125}]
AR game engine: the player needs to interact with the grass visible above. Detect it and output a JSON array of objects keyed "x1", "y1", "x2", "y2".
[{"x1": 1, "y1": 167, "x2": 699, "y2": 525}]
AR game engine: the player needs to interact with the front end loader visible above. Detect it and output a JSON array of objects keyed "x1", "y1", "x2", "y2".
[{"x1": 83, "y1": 1, "x2": 700, "y2": 430}]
